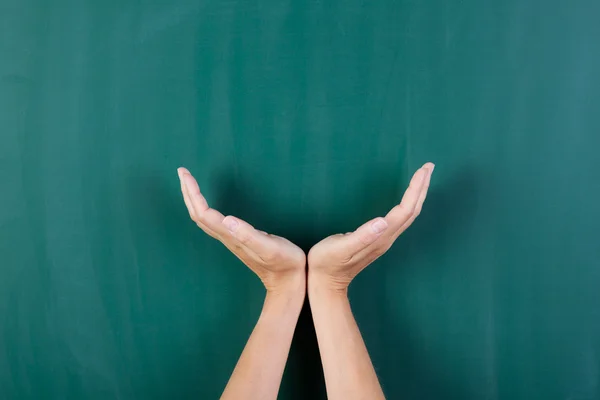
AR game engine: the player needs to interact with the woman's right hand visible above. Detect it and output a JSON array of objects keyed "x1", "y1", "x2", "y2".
[{"x1": 178, "y1": 167, "x2": 306, "y2": 296}]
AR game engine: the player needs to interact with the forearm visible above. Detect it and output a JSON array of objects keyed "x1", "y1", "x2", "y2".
[
  {"x1": 221, "y1": 281, "x2": 305, "y2": 400},
  {"x1": 308, "y1": 275, "x2": 385, "y2": 400}
]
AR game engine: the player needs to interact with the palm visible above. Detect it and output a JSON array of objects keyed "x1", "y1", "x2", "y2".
[{"x1": 308, "y1": 163, "x2": 435, "y2": 289}]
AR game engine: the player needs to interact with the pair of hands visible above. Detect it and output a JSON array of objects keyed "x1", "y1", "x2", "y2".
[{"x1": 177, "y1": 163, "x2": 434, "y2": 296}]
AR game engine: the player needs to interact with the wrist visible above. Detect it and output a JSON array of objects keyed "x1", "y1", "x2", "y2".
[
  {"x1": 263, "y1": 275, "x2": 306, "y2": 317},
  {"x1": 307, "y1": 270, "x2": 349, "y2": 301},
  {"x1": 265, "y1": 270, "x2": 306, "y2": 300}
]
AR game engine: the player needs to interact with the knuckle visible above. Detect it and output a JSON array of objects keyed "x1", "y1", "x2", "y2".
[
  {"x1": 262, "y1": 249, "x2": 280, "y2": 263},
  {"x1": 336, "y1": 247, "x2": 356, "y2": 264},
  {"x1": 236, "y1": 232, "x2": 251, "y2": 245},
  {"x1": 359, "y1": 232, "x2": 377, "y2": 246},
  {"x1": 409, "y1": 205, "x2": 418, "y2": 216},
  {"x1": 373, "y1": 244, "x2": 386, "y2": 256},
  {"x1": 397, "y1": 203, "x2": 411, "y2": 216},
  {"x1": 403, "y1": 203, "x2": 417, "y2": 217},
  {"x1": 374, "y1": 240, "x2": 391, "y2": 254},
  {"x1": 232, "y1": 242, "x2": 244, "y2": 252},
  {"x1": 340, "y1": 253, "x2": 354, "y2": 265}
]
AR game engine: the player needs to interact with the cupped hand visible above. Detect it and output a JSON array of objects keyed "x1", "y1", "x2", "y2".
[
  {"x1": 307, "y1": 162, "x2": 435, "y2": 293},
  {"x1": 178, "y1": 167, "x2": 306, "y2": 294}
]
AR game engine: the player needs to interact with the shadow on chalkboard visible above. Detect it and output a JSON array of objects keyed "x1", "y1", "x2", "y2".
[
  {"x1": 211, "y1": 171, "x2": 327, "y2": 399},
  {"x1": 352, "y1": 165, "x2": 481, "y2": 399},
  {"x1": 126, "y1": 172, "x2": 262, "y2": 399}
]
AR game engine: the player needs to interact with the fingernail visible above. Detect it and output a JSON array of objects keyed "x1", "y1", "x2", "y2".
[
  {"x1": 430, "y1": 163, "x2": 435, "y2": 173},
  {"x1": 224, "y1": 217, "x2": 239, "y2": 233},
  {"x1": 371, "y1": 218, "x2": 388, "y2": 234},
  {"x1": 177, "y1": 168, "x2": 183, "y2": 180}
]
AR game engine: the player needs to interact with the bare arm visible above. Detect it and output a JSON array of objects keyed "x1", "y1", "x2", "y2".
[
  {"x1": 308, "y1": 279, "x2": 383, "y2": 400},
  {"x1": 177, "y1": 167, "x2": 306, "y2": 400},
  {"x1": 222, "y1": 281, "x2": 304, "y2": 399},
  {"x1": 307, "y1": 163, "x2": 435, "y2": 400}
]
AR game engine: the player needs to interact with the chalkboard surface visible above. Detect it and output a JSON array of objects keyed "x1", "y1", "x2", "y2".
[{"x1": 1, "y1": 1, "x2": 599, "y2": 399}]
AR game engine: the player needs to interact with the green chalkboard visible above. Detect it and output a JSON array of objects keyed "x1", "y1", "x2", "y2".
[{"x1": 1, "y1": 0, "x2": 599, "y2": 399}]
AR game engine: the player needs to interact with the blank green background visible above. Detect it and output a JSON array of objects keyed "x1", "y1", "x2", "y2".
[{"x1": 1, "y1": 0, "x2": 599, "y2": 399}]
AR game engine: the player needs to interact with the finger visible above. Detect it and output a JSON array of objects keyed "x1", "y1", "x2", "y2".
[
  {"x1": 416, "y1": 163, "x2": 434, "y2": 213},
  {"x1": 335, "y1": 217, "x2": 389, "y2": 261},
  {"x1": 384, "y1": 164, "x2": 430, "y2": 232},
  {"x1": 182, "y1": 180, "x2": 219, "y2": 239},
  {"x1": 178, "y1": 172, "x2": 197, "y2": 219},
  {"x1": 180, "y1": 169, "x2": 230, "y2": 237},
  {"x1": 178, "y1": 168, "x2": 221, "y2": 238},
  {"x1": 178, "y1": 168, "x2": 208, "y2": 212},
  {"x1": 222, "y1": 215, "x2": 279, "y2": 261},
  {"x1": 392, "y1": 163, "x2": 434, "y2": 239}
]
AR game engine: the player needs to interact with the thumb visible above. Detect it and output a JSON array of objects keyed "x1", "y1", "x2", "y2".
[
  {"x1": 341, "y1": 217, "x2": 389, "y2": 257},
  {"x1": 222, "y1": 215, "x2": 277, "y2": 258}
]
